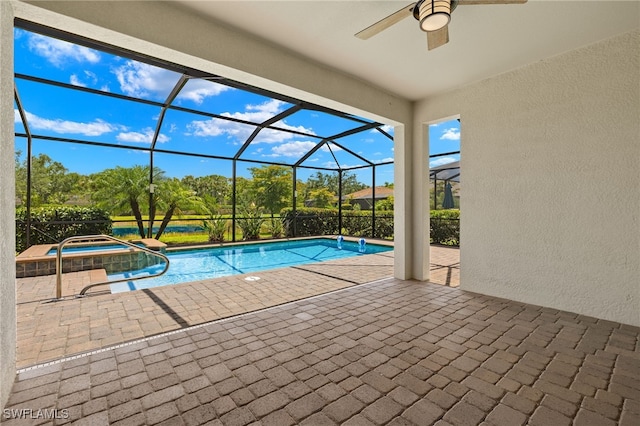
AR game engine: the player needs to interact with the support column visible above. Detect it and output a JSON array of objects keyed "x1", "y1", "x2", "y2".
[
  {"x1": 338, "y1": 170, "x2": 343, "y2": 234},
  {"x1": 292, "y1": 167, "x2": 297, "y2": 237},
  {"x1": 232, "y1": 160, "x2": 237, "y2": 242},
  {"x1": 0, "y1": 0, "x2": 17, "y2": 409},
  {"x1": 414, "y1": 123, "x2": 430, "y2": 281},
  {"x1": 393, "y1": 125, "x2": 413, "y2": 280},
  {"x1": 371, "y1": 165, "x2": 376, "y2": 238}
]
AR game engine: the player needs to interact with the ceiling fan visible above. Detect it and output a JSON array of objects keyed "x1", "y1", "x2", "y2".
[{"x1": 355, "y1": 0, "x2": 527, "y2": 51}]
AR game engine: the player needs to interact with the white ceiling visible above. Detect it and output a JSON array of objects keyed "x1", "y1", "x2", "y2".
[{"x1": 175, "y1": 1, "x2": 639, "y2": 101}]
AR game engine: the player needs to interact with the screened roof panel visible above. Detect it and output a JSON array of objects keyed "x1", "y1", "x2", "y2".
[
  {"x1": 323, "y1": 142, "x2": 368, "y2": 170},
  {"x1": 173, "y1": 80, "x2": 295, "y2": 122},
  {"x1": 333, "y1": 130, "x2": 394, "y2": 166},
  {"x1": 159, "y1": 108, "x2": 256, "y2": 158},
  {"x1": 238, "y1": 131, "x2": 320, "y2": 166},
  {"x1": 284, "y1": 109, "x2": 365, "y2": 139},
  {"x1": 15, "y1": 79, "x2": 163, "y2": 147},
  {"x1": 430, "y1": 160, "x2": 460, "y2": 182},
  {"x1": 297, "y1": 141, "x2": 340, "y2": 169},
  {"x1": 15, "y1": 28, "x2": 182, "y2": 102},
  {"x1": 14, "y1": 23, "x2": 397, "y2": 177},
  {"x1": 153, "y1": 152, "x2": 232, "y2": 179}
]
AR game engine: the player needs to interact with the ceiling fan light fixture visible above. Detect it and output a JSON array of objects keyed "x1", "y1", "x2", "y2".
[{"x1": 418, "y1": 0, "x2": 451, "y2": 32}]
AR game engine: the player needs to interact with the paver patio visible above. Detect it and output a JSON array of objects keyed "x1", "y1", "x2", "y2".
[
  {"x1": 16, "y1": 245, "x2": 401, "y2": 368},
  {"x1": 4, "y1": 269, "x2": 639, "y2": 425},
  {"x1": 14, "y1": 244, "x2": 459, "y2": 368}
]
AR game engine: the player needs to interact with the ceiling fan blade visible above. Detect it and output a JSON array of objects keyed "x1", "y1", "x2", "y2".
[
  {"x1": 355, "y1": 2, "x2": 417, "y2": 40},
  {"x1": 457, "y1": 0, "x2": 527, "y2": 5},
  {"x1": 427, "y1": 25, "x2": 449, "y2": 51}
]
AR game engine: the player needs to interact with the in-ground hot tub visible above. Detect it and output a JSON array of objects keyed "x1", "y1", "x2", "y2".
[{"x1": 15, "y1": 238, "x2": 166, "y2": 278}]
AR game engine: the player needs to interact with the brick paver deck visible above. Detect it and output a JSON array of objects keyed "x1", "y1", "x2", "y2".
[
  {"x1": 15, "y1": 249, "x2": 398, "y2": 368},
  {"x1": 14, "y1": 245, "x2": 459, "y2": 369},
  {"x1": 4, "y1": 275, "x2": 639, "y2": 425}
]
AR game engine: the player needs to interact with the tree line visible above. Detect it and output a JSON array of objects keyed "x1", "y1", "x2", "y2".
[{"x1": 15, "y1": 153, "x2": 369, "y2": 239}]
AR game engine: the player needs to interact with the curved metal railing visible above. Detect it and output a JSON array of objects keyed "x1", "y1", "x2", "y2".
[{"x1": 54, "y1": 234, "x2": 169, "y2": 299}]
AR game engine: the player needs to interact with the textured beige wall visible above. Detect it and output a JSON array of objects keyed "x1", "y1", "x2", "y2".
[
  {"x1": 416, "y1": 30, "x2": 640, "y2": 326},
  {"x1": 0, "y1": 0, "x2": 16, "y2": 410}
]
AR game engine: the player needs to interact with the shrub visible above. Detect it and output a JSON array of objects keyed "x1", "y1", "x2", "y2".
[
  {"x1": 236, "y1": 205, "x2": 265, "y2": 240},
  {"x1": 203, "y1": 216, "x2": 228, "y2": 242},
  {"x1": 267, "y1": 217, "x2": 284, "y2": 238},
  {"x1": 281, "y1": 208, "x2": 340, "y2": 237},
  {"x1": 281, "y1": 207, "x2": 459, "y2": 245},
  {"x1": 430, "y1": 209, "x2": 459, "y2": 246},
  {"x1": 16, "y1": 206, "x2": 112, "y2": 252},
  {"x1": 374, "y1": 213, "x2": 394, "y2": 240}
]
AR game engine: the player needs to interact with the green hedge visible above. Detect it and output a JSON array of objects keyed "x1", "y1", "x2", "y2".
[
  {"x1": 430, "y1": 209, "x2": 460, "y2": 246},
  {"x1": 281, "y1": 208, "x2": 340, "y2": 237},
  {"x1": 16, "y1": 206, "x2": 112, "y2": 252},
  {"x1": 280, "y1": 208, "x2": 394, "y2": 240},
  {"x1": 281, "y1": 208, "x2": 458, "y2": 245}
]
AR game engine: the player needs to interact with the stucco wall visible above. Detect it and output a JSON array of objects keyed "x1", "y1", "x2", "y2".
[
  {"x1": 415, "y1": 30, "x2": 640, "y2": 326},
  {"x1": 0, "y1": 0, "x2": 16, "y2": 410}
]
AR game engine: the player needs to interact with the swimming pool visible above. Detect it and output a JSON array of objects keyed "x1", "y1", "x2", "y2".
[{"x1": 109, "y1": 238, "x2": 392, "y2": 293}]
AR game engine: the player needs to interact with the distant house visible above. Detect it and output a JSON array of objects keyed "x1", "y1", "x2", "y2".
[{"x1": 342, "y1": 186, "x2": 393, "y2": 210}]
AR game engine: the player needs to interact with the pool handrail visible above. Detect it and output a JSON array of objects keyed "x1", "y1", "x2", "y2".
[{"x1": 54, "y1": 234, "x2": 170, "y2": 299}]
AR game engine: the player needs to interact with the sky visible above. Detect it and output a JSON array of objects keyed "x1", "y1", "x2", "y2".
[{"x1": 14, "y1": 28, "x2": 460, "y2": 186}]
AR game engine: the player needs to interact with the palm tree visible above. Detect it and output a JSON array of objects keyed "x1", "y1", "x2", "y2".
[
  {"x1": 91, "y1": 165, "x2": 163, "y2": 238},
  {"x1": 154, "y1": 178, "x2": 204, "y2": 240}
]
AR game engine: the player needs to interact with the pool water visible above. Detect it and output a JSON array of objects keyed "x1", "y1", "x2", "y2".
[{"x1": 109, "y1": 238, "x2": 391, "y2": 293}]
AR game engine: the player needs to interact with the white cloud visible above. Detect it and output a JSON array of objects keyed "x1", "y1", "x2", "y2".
[
  {"x1": 69, "y1": 74, "x2": 86, "y2": 87},
  {"x1": 323, "y1": 161, "x2": 363, "y2": 169},
  {"x1": 375, "y1": 157, "x2": 394, "y2": 163},
  {"x1": 188, "y1": 99, "x2": 314, "y2": 144},
  {"x1": 247, "y1": 99, "x2": 284, "y2": 116},
  {"x1": 117, "y1": 128, "x2": 169, "y2": 144},
  {"x1": 266, "y1": 141, "x2": 317, "y2": 158},
  {"x1": 114, "y1": 61, "x2": 182, "y2": 99},
  {"x1": 371, "y1": 124, "x2": 394, "y2": 134},
  {"x1": 71, "y1": 71, "x2": 101, "y2": 88},
  {"x1": 429, "y1": 157, "x2": 457, "y2": 167},
  {"x1": 178, "y1": 79, "x2": 231, "y2": 104},
  {"x1": 28, "y1": 33, "x2": 100, "y2": 67},
  {"x1": 18, "y1": 110, "x2": 120, "y2": 136},
  {"x1": 114, "y1": 61, "x2": 232, "y2": 102},
  {"x1": 321, "y1": 145, "x2": 340, "y2": 154},
  {"x1": 14, "y1": 109, "x2": 22, "y2": 124},
  {"x1": 440, "y1": 128, "x2": 460, "y2": 141}
]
